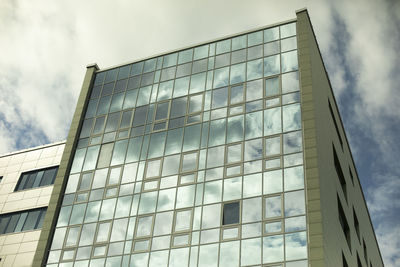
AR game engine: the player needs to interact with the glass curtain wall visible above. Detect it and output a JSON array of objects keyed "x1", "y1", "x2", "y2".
[{"x1": 47, "y1": 22, "x2": 308, "y2": 267}]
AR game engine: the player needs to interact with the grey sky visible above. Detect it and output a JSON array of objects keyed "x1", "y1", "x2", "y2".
[{"x1": 0, "y1": 0, "x2": 399, "y2": 265}]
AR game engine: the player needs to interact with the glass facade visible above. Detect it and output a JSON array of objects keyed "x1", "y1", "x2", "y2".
[{"x1": 47, "y1": 22, "x2": 308, "y2": 267}]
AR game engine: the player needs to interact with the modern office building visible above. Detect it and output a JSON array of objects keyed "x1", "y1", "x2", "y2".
[
  {"x1": 0, "y1": 8, "x2": 382, "y2": 267},
  {"x1": 0, "y1": 142, "x2": 65, "y2": 266}
]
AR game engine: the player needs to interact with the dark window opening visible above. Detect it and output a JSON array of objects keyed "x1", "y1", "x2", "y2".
[
  {"x1": 354, "y1": 208, "x2": 360, "y2": 241},
  {"x1": 223, "y1": 202, "x2": 240, "y2": 225},
  {"x1": 0, "y1": 207, "x2": 47, "y2": 235},
  {"x1": 349, "y1": 167, "x2": 354, "y2": 185},
  {"x1": 329, "y1": 100, "x2": 343, "y2": 148},
  {"x1": 338, "y1": 196, "x2": 351, "y2": 250},
  {"x1": 357, "y1": 253, "x2": 363, "y2": 267},
  {"x1": 342, "y1": 252, "x2": 349, "y2": 267},
  {"x1": 333, "y1": 145, "x2": 347, "y2": 202},
  {"x1": 15, "y1": 166, "x2": 59, "y2": 191},
  {"x1": 363, "y1": 239, "x2": 368, "y2": 265}
]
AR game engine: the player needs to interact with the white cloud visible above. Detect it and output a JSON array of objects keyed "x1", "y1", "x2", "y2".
[
  {"x1": 0, "y1": 0, "x2": 399, "y2": 265},
  {"x1": 375, "y1": 222, "x2": 400, "y2": 267}
]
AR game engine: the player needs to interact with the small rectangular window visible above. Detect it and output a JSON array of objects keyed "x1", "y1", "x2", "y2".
[
  {"x1": 342, "y1": 252, "x2": 349, "y2": 267},
  {"x1": 338, "y1": 196, "x2": 351, "y2": 250},
  {"x1": 349, "y1": 166, "x2": 354, "y2": 185},
  {"x1": 329, "y1": 100, "x2": 344, "y2": 148},
  {"x1": 15, "y1": 166, "x2": 58, "y2": 191},
  {"x1": 363, "y1": 239, "x2": 368, "y2": 265},
  {"x1": 354, "y1": 209, "x2": 360, "y2": 241},
  {"x1": 0, "y1": 207, "x2": 47, "y2": 235},
  {"x1": 357, "y1": 253, "x2": 363, "y2": 267},
  {"x1": 223, "y1": 202, "x2": 240, "y2": 225},
  {"x1": 333, "y1": 145, "x2": 347, "y2": 201}
]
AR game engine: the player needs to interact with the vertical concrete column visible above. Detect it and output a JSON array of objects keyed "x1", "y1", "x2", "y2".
[
  {"x1": 296, "y1": 9, "x2": 325, "y2": 267},
  {"x1": 32, "y1": 64, "x2": 99, "y2": 267}
]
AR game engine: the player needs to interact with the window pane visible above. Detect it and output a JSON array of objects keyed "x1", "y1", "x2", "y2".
[
  {"x1": 285, "y1": 231, "x2": 307, "y2": 260},
  {"x1": 204, "y1": 180, "x2": 222, "y2": 204},
  {"x1": 227, "y1": 115, "x2": 244, "y2": 143},
  {"x1": 212, "y1": 87, "x2": 228, "y2": 109},
  {"x1": 147, "y1": 132, "x2": 166, "y2": 159},
  {"x1": 285, "y1": 216, "x2": 306, "y2": 232},
  {"x1": 209, "y1": 119, "x2": 226, "y2": 146},
  {"x1": 247, "y1": 59, "x2": 263, "y2": 81},
  {"x1": 153, "y1": 211, "x2": 173, "y2": 235},
  {"x1": 245, "y1": 111, "x2": 262, "y2": 139},
  {"x1": 264, "y1": 169, "x2": 283, "y2": 194},
  {"x1": 242, "y1": 197, "x2": 261, "y2": 223},
  {"x1": 284, "y1": 166, "x2": 304, "y2": 191},
  {"x1": 232, "y1": 35, "x2": 247, "y2": 50},
  {"x1": 285, "y1": 190, "x2": 305, "y2": 216},
  {"x1": 281, "y1": 36, "x2": 297, "y2": 52},
  {"x1": 206, "y1": 146, "x2": 224, "y2": 168},
  {"x1": 282, "y1": 71, "x2": 299, "y2": 93},
  {"x1": 265, "y1": 136, "x2": 281, "y2": 157},
  {"x1": 96, "y1": 96, "x2": 111, "y2": 115},
  {"x1": 178, "y1": 49, "x2": 193, "y2": 64},
  {"x1": 4, "y1": 214, "x2": 20, "y2": 233},
  {"x1": 176, "y1": 61, "x2": 192, "y2": 78},
  {"x1": 126, "y1": 136, "x2": 143, "y2": 163},
  {"x1": 248, "y1": 44, "x2": 263, "y2": 60},
  {"x1": 265, "y1": 76, "x2": 280, "y2": 97},
  {"x1": 215, "y1": 53, "x2": 230, "y2": 68},
  {"x1": 223, "y1": 202, "x2": 239, "y2": 225},
  {"x1": 110, "y1": 93, "x2": 124, "y2": 112},
  {"x1": 213, "y1": 67, "x2": 229, "y2": 88},
  {"x1": 283, "y1": 103, "x2": 301, "y2": 132},
  {"x1": 199, "y1": 243, "x2": 218, "y2": 267},
  {"x1": 219, "y1": 241, "x2": 239, "y2": 266},
  {"x1": 281, "y1": 23, "x2": 296, "y2": 38},
  {"x1": 176, "y1": 185, "x2": 195, "y2": 209},
  {"x1": 246, "y1": 79, "x2": 263, "y2": 102},
  {"x1": 248, "y1": 31, "x2": 263, "y2": 46},
  {"x1": 190, "y1": 72, "x2": 206, "y2": 93},
  {"x1": 241, "y1": 237, "x2": 261, "y2": 266},
  {"x1": 264, "y1": 55, "x2": 280, "y2": 77},
  {"x1": 138, "y1": 191, "x2": 157, "y2": 214},
  {"x1": 202, "y1": 204, "x2": 221, "y2": 229},
  {"x1": 265, "y1": 196, "x2": 282, "y2": 218},
  {"x1": 216, "y1": 39, "x2": 230, "y2": 54},
  {"x1": 22, "y1": 210, "x2": 40, "y2": 231},
  {"x1": 281, "y1": 50, "x2": 298, "y2": 72},
  {"x1": 223, "y1": 176, "x2": 242, "y2": 201},
  {"x1": 264, "y1": 107, "x2": 282, "y2": 135},
  {"x1": 283, "y1": 131, "x2": 302, "y2": 154},
  {"x1": 158, "y1": 80, "x2": 173, "y2": 101},
  {"x1": 81, "y1": 146, "x2": 100, "y2": 172},
  {"x1": 39, "y1": 168, "x2": 57, "y2": 187},
  {"x1": 243, "y1": 173, "x2": 262, "y2": 197},
  {"x1": 157, "y1": 188, "x2": 176, "y2": 212},
  {"x1": 175, "y1": 209, "x2": 192, "y2": 232},
  {"x1": 123, "y1": 89, "x2": 138, "y2": 109},
  {"x1": 110, "y1": 140, "x2": 128, "y2": 165},
  {"x1": 231, "y1": 49, "x2": 246, "y2": 64},
  {"x1": 263, "y1": 235, "x2": 284, "y2": 263},
  {"x1": 162, "y1": 154, "x2": 180, "y2": 176},
  {"x1": 264, "y1": 40, "x2": 280, "y2": 56}
]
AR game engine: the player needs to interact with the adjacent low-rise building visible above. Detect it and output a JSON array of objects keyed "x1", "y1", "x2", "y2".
[{"x1": 0, "y1": 142, "x2": 65, "y2": 266}]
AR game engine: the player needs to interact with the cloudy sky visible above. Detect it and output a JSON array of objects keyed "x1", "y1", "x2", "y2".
[{"x1": 0, "y1": 0, "x2": 399, "y2": 265}]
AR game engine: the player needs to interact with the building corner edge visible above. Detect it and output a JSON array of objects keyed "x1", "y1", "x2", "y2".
[{"x1": 32, "y1": 64, "x2": 99, "y2": 267}]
